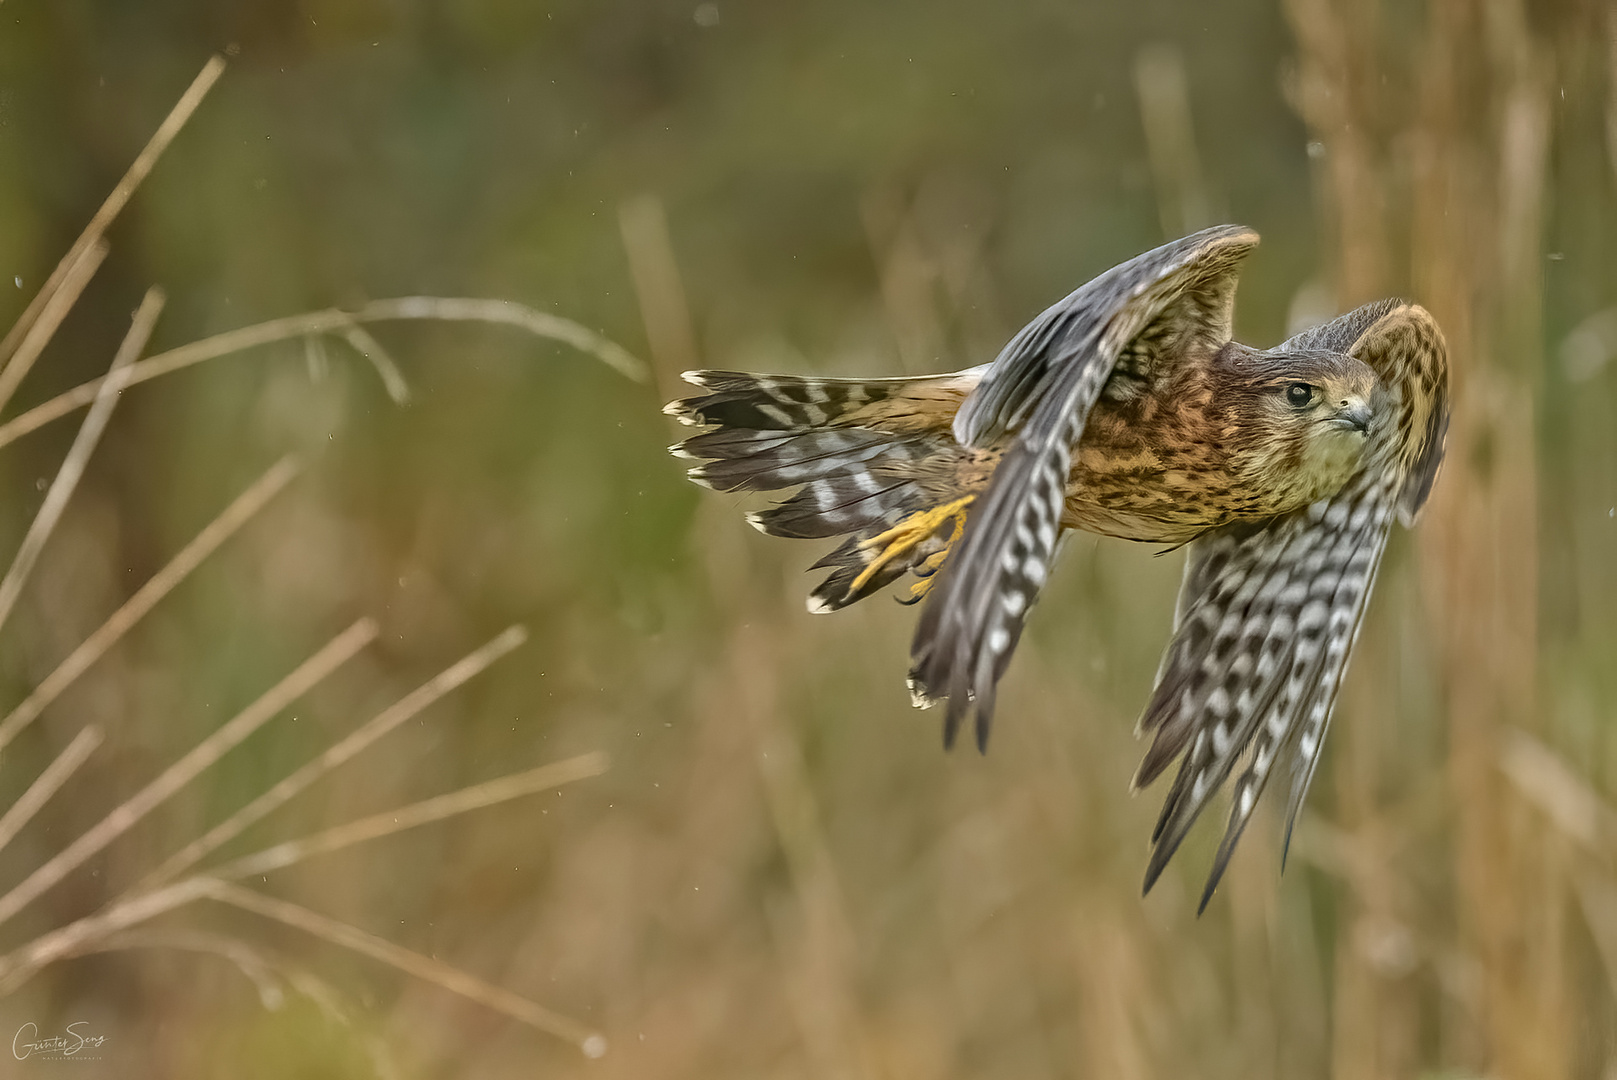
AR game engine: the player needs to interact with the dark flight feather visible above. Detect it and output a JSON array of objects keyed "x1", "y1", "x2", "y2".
[
  {"x1": 1134, "y1": 301, "x2": 1449, "y2": 908},
  {"x1": 910, "y1": 226, "x2": 1260, "y2": 752}
]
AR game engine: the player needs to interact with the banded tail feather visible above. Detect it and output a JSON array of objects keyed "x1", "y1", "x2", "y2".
[
  {"x1": 665, "y1": 370, "x2": 900, "y2": 431},
  {"x1": 668, "y1": 369, "x2": 985, "y2": 613}
]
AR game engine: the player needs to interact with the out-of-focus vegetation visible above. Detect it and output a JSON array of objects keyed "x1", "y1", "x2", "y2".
[{"x1": 0, "y1": 1, "x2": 1613, "y2": 1077}]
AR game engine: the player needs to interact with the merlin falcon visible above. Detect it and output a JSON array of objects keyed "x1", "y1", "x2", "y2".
[{"x1": 666, "y1": 226, "x2": 1450, "y2": 908}]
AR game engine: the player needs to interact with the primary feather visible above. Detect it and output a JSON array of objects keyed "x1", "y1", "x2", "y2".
[{"x1": 1134, "y1": 301, "x2": 1448, "y2": 907}]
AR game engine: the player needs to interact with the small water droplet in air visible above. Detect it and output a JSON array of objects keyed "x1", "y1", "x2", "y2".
[{"x1": 13, "y1": 277, "x2": 20, "y2": 288}]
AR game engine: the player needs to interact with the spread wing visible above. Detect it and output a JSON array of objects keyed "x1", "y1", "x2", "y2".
[
  {"x1": 908, "y1": 225, "x2": 1260, "y2": 751},
  {"x1": 1134, "y1": 300, "x2": 1450, "y2": 910}
]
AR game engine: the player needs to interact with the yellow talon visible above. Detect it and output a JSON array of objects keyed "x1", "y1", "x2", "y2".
[
  {"x1": 903, "y1": 521, "x2": 966, "y2": 600},
  {"x1": 905, "y1": 547, "x2": 952, "y2": 600},
  {"x1": 847, "y1": 495, "x2": 975, "y2": 597}
]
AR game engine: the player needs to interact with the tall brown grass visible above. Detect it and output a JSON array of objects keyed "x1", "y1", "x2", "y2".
[{"x1": 0, "y1": 58, "x2": 639, "y2": 1070}]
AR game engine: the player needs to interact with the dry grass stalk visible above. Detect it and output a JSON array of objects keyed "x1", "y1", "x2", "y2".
[
  {"x1": 0, "y1": 726, "x2": 103, "y2": 855},
  {"x1": 204, "y1": 751, "x2": 608, "y2": 883},
  {"x1": 0, "y1": 56, "x2": 624, "y2": 1066},
  {"x1": 1499, "y1": 728, "x2": 1617, "y2": 853},
  {"x1": 0, "y1": 618, "x2": 377, "y2": 929},
  {"x1": 1284, "y1": 0, "x2": 1570, "y2": 1073},
  {"x1": 0, "y1": 612, "x2": 602, "y2": 1059},
  {"x1": 1133, "y1": 42, "x2": 1211, "y2": 238},
  {"x1": 339, "y1": 324, "x2": 411, "y2": 405},
  {"x1": 303, "y1": 331, "x2": 331, "y2": 381},
  {"x1": 0, "y1": 875, "x2": 219, "y2": 994},
  {"x1": 206, "y1": 881, "x2": 609, "y2": 1057},
  {"x1": 0, "y1": 233, "x2": 106, "y2": 387},
  {"x1": 0, "y1": 745, "x2": 608, "y2": 1045},
  {"x1": 0, "y1": 288, "x2": 165, "y2": 639},
  {"x1": 83, "y1": 927, "x2": 287, "y2": 1007},
  {"x1": 1571, "y1": 868, "x2": 1617, "y2": 1002},
  {"x1": 0, "y1": 749, "x2": 609, "y2": 1034},
  {"x1": 0, "y1": 55, "x2": 223, "y2": 397},
  {"x1": 72, "y1": 927, "x2": 406, "y2": 1074},
  {"x1": 0, "y1": 296, "x2": 646, "y2": 451},
  {"x1": 745, "y1": 647, "x2": 872, "y2": 1080},
  {"x1": 618, "y1": 194, "x2": 700, "y2": 397},
  {"x1": 858, "y1": 185, "x2": 949, "y2": 377},
  {"x1": 618, "y1": 203, "x2": 871, "y2": 1071},
  {"x1": 0, "y1": 240, "x2": 110, "y2": 416},
  {"x1": 138, "y1": 624, "x2": 529, "y2": 890},
  {"x1": 0, "y1": 455, "x2": 302, "y2": 755}
]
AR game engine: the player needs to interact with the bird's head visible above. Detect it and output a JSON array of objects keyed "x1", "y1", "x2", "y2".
[{"x1": 1216, "y1": 346, "x2": 1381, "y2": 508}]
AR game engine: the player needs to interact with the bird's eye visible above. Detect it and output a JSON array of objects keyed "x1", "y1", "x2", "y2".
[{"x1": 1285, "y1": 383, "x2": 1315, "y2": 408}]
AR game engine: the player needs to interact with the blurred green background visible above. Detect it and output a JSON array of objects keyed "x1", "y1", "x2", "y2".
[{"x1": 0, "y1": 1, "x2": 1613, "y2": 1077}]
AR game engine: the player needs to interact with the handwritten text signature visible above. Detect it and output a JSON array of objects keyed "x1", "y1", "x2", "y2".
[{"x1": 13, "y1": 1022, "x2": 107, "y2": 1060}]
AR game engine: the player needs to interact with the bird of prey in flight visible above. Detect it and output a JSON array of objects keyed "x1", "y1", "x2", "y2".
[{"x1": 666, "y1": 226, "x2": 1450, "y2": 908}]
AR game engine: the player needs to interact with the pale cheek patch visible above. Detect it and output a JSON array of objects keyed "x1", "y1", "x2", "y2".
[{"x1": 1304, "y1": 428, "x2": 1367, "y2": 491}]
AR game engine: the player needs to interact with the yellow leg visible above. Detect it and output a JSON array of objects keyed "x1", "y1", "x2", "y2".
[{"x1": 847, "y1": 494, "x2": 975, "y2": 597}]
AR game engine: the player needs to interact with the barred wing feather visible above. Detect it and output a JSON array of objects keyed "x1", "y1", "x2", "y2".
[
  {"x1": 1134, "y1": 301, "x2": 1449, "y2": 907},
  {"x1": 910, "y1": 225, "x2": 1260, "y2": 751}
]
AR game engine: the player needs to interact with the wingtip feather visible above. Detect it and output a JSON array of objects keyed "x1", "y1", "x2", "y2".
[
  {"x1": 1141, "y1": 855, "x2": 1169, "y2": 898},
  {"x1": 907, "y1": 674, "x2": 940, "y2": 710},
  {"x1": 1280, "y1": 816, "x2": 1301, "y2": 874},
  {"x1": 662, "y1": 401, "x2": 700, "y2": 425},
  {"x1": 942, "y1": 698, "x2": 966, "y2": 750},
  {"x1": 1197, "y1": 859, "x2": 1230, "y2": 915}
]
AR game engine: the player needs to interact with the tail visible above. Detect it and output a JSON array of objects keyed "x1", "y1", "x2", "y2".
[{"x1": 666, "y1": 369, "x2": 983, "y2": 612}]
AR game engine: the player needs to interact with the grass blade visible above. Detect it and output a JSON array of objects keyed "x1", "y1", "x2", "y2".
[
  {"x1": 0, "y1": 297, "x2": 646, "y2": 451},
  {"x1": 0, "y1": 618, "x2": 376, "y2": 929},
  {"x1": 137, "y1": 625, "x2": 529, "y2": 891},
  {"x1": 0, "y1": 55, "x2": 223, "y2": 396},
  {"x1": 0, "y1": 726, "x2": 103, "y2": 855},
  {"x1": 208, "y1": 752, "x2": 608, "y2": 882},
  {"x1": 339, "y1": 324, "x2": 410, "y2": 405},
  {"x1": 0, "y1": 876, "x2": 217, "y2": 994},
  {"x1": 79, "y1": 927, "x2": 286, "y2": 1008},
  {"x1": 206, "y1": 881, "x2": 609, "y2": 1058},
  {"x1": 0, "y1": 241, "x2": 110, "y2": 416},
  {"x1": 0, "y1": 289, "x2": 165, "y2": 638},
  {"x1": 0, "y1": 455, "x2": 301, "y2": 755}
]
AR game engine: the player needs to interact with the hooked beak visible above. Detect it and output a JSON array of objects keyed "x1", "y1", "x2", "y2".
[{"x1": 1333, "y1": 399, "x2": 1372, "y2": 434}]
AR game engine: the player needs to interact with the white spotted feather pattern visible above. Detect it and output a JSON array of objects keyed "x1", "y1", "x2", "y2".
[{"x1": 1133, "y1": 300, "x2": 1447, "y2": 908}]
